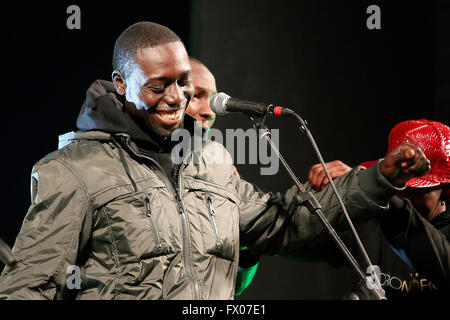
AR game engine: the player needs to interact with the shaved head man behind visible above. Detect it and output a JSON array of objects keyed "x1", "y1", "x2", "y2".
[
  {"x1": 186, "y1": 57, "x2": 216, "y2": 129},
  {"x1": 186, "y1": 57, "x2": 260, "y2": 296}
]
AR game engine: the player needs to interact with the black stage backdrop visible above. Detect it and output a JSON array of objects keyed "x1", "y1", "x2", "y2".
[
  {"x1": 191, "y1": 0, "x2": 448, "y2": 299},
  {"x1": 0, "y1": 0, "x2": 448, "y2": 300}
]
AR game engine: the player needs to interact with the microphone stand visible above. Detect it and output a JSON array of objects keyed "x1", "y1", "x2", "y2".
[{"x1": 249, "y1": 114, "x2": 385, "y2": 300}]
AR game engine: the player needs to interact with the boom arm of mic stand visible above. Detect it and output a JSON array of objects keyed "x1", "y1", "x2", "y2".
[{"x1": 249, "y1": 115, "x2": 385, "y2": 300}]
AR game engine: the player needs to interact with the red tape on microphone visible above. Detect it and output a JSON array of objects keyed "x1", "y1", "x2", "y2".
[{"x1": 273, "y1": 106, "x2": 283, "y2": 116}]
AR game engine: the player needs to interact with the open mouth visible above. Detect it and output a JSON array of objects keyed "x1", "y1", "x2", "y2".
[{"x1": 154, "y1": 109, "x2": 184, "y2": 124}]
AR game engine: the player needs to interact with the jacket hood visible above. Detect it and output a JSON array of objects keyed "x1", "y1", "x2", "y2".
[
  {"x1": 60, "y1": 79, "x2": 202, "y2": 152},
  {"x1": 75, "y1": 79, "x2": 160, "y2": 149}
]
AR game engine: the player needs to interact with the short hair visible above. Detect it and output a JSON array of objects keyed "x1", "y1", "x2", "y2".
[{"x1": 112, "y1": 21, "x2": 181, "y2": 79}]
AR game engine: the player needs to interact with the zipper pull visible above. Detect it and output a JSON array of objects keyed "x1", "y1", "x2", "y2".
[
  {"x1": 144, "y1": 194, "x2": 151, "y2": 216},
  {"x1": 175, "y1": 194, "x2": 185, "y2": 214},
  {"x1": 207, "y1": 195, "x2": 215, "y2": 216}
]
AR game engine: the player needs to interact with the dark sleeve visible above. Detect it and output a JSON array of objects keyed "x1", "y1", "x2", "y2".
[
  {"x1": 238, "y1": 163, "x2": 403, "y2": 257},
  {"x1": 238, "y1": 247, "x2": 260, "y2": 268},
  {"x1": 380, "y1": 196, "x2": 450, "y2": 286}
]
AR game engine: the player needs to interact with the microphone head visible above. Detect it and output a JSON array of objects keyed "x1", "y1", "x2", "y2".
[{"x1": 209, "y1": 92, "x2": 231, "y2": 115}]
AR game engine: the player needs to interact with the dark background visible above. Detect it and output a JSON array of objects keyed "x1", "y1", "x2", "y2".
[{"x1": 1, "y1": 0, "x2": 448, "y2": 299}]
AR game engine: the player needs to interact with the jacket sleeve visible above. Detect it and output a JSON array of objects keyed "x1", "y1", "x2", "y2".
[
  {"x1": 238, "y1": 163, "x2": 404, "y2": 257},
  {"x1": 294, "y1": 197, "x2": 450, "y2": 289},
  {"x1": 0, "y1": 158, "x2": 93, "y2": 300},
  {"x1": 380, "y1": 197, "x2": 450, "y2": 286}
]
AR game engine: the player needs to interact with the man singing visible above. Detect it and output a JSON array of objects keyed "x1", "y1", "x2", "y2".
[{"x1": 0, "y1": 22, "x2": 430, "y2": 300}]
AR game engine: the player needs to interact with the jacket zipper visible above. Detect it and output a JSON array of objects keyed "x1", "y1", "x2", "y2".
[
  {"x1": 144, "y1": 193, "x2": 163, "y2": 250},
  {"x1": 120, "y1": 134, "x2": 200, "y2": 300},
  {"x1": 176, "y1": 163, "x2": 200, "y2": 299},
  {"x1": 205, "y1": 192, "x2": 221, "y2": 248}
]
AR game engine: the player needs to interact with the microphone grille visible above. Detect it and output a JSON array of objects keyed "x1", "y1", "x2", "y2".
[{"x1": 209, "y1": 92, "x2": 231, "y2": 115}]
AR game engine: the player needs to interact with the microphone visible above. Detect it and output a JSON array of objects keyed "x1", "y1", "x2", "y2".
[{"x1": 209, "y1": 92, "x2": 295, "y2": 116}]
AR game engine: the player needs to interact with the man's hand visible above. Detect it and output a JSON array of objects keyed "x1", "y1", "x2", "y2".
[
  {"x1": 308, "y1": 160, "x2": 352, "y2": 191},
  {"x1": 380, "y1": 143, "x2": 431, "y2": 187}
]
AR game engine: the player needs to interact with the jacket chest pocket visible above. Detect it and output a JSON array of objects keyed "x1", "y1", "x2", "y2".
[
  {"x1": 190, "y1": 188, "x2": 238, "y2": 262},
  {"x1": 101, "y1": 190, "x2": 174, "y2": 263},
  {"x1": 205, "y1": 191, "x2": 222, "y2": 250},
  {"x1": 143, "y1": 193, "x2": 163, "y2": 250}
]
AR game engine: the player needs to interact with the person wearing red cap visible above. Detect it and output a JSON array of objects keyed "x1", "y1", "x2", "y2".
[{"x1": 307, "y1": 119, "x2": 450, "y2": 299}]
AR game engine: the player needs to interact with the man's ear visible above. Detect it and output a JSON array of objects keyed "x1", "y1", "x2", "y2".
[{"x1": 112, "y1": 70, "x2": 126, "y2": 96}]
